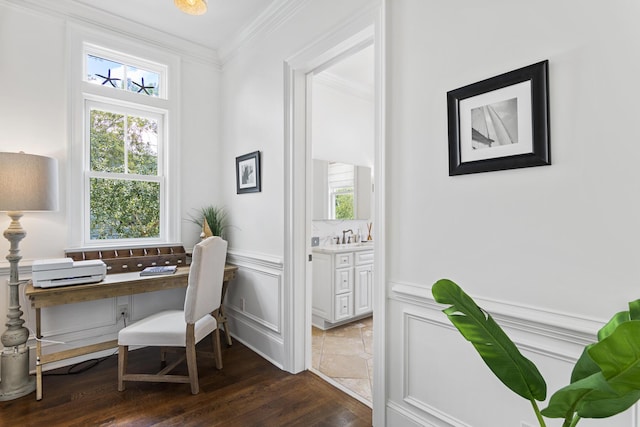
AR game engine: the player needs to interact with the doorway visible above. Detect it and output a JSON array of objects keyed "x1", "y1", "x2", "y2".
[
  {"x1": 308, "y1": 43, "x2": 375, "y2": 406},
  {"x1": 284, "y1": 10, "x2": 385, "y2": 425}
]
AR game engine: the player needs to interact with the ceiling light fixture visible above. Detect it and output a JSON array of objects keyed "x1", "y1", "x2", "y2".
[{"x1": 174, "y1": 0, "x2": 207, "y2": 15}]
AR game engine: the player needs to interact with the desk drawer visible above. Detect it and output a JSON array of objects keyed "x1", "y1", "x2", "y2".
[
  {"x1": 335, "y1": 267, "x2": 353, "y2": 294},
  {"x1": 355, "y1": 251, "x2": 374, "y2": 265},
  {"x1": 335, "y1": 253, "x2": 353, "y2": 268}
]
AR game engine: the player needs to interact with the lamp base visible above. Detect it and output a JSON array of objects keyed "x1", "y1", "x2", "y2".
[{"x1": 0, "y1": 345, "x2": 35, "y2": 401}]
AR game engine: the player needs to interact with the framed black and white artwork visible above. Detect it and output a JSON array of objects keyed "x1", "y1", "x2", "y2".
[
  {"x1": 236, "y1": 151, "x2": 261, "y2": 194},
  {"x1": 447, "y1": 60, "x2": 550, "y2": 176}
]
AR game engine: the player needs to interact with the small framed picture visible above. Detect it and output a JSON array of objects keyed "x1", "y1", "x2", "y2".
[
  {"x1": 447, "y1": 60, "x2": 551, "y2": 175},
  {"x1": 236, "y1": 151, "x2": 261, "y2": 194}
]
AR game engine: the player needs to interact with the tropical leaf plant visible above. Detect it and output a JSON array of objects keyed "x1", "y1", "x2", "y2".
[
  {"x1": 432, "y1": 279, "x2": 548, "y2": 426},
  {"x1": 541, "y1": 300, "x2": 640, "y2": 427},
  {"x1": 432, "y1": 279, "x2": 640, "y2": 427}
]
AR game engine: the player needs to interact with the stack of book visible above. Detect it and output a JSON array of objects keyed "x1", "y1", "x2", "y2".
[{"x1": 140, "y1": 265, "x2": 177, "y2": 276}]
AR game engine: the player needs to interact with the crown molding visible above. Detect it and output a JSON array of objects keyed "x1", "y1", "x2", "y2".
[
  {"x1": 0, "y1": 0, "x2": 220, "y2": 67},
  {"x1": 217, "y1": 0, "x2": 312, "y2": 65}
]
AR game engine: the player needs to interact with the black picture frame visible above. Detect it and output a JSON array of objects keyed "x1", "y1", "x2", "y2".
[
  {"x1": 236, "y1": 151, "x2": 261, "y2": 194},
  {"x1": 447, "y1": 60, "x2": 550, "y2": 176}
]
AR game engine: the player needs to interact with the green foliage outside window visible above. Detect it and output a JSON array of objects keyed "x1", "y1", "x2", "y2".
[
  {"x1": 90, "y1": 178, "x2": 160, "y2": 239},
  {"x1": 335, "y1": 192, "x2": 354, "y2": 220},
  {"x1": 89, "y1": 109, "x2": 160, "y2": 240}
]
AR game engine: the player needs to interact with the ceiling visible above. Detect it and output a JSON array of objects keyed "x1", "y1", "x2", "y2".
[
  {"x1": 71, "y1": 0, "x2": 277, "y2": 51},
  {"x1": 69, "y1": 0, "x2": 373, "y2": 91},
  {"x1": 319, "y1": 45, "x2": 374, "y2": 93}
]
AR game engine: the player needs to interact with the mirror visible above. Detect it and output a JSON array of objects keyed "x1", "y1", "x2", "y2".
[{"x1": 313, "y1": 159, "x2": 372, "y2": 220}]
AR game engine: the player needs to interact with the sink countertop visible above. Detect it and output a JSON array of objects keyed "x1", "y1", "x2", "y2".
[{"x1": 312, "y1": 242, "x2": 374, "y2": 253}]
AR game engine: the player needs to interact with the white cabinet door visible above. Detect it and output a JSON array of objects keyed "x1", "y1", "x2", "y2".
[
  {"x1": 354, "y1": 264, "x2": 373, "y2": 316},
  {"x1": 312, "y1": 252, "x2": 332, "y2": 319}
]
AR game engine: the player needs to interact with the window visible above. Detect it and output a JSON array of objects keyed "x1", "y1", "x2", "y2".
[
  {"x1": 86, "y1": 54, "x2": 162, "y2": 97},
  {"x1": 86, "y1": 102, "x2": 163, "y2": 240},
  {"x1": 328, "y1": 162, "x2": 355, "y2": 220},
  {"x1": 70, "y1": 37, "x2": 178, "y2": 247}
]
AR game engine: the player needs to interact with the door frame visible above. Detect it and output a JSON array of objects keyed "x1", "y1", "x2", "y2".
[{"x1": 283, "y1": 5, "x2": 386, "y2": 425}]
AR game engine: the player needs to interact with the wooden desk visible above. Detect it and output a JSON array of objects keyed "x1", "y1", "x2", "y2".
[{"x1": 25, "y1": 265, "x2": 237, "y2": 400}]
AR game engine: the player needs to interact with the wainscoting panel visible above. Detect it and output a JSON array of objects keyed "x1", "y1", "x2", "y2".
[
  {"x1": 39, "y1": 298, "x2": 116, "y2": 336},
  {"x1": 225, "y1": 267, "x2": 281, "y2": 333},
  {"x1": 386, "y1": 280, "x2": 639, "y2": 427},
  {"x1": 225, "y1": 250, "x2": 285, "y2": 368},
  {"x1": 130, "y1": 288, "x2": 185, "y2": 321}
]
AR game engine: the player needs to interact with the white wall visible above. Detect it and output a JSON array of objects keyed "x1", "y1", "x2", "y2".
[
  {"x1": 0, "y1": 0, "x2": 221, "y2": 370},
  {"x1": 311, "y1": 78, "x2": 374, "y2": 167},
  {"x1": 386, "y1": 0, "x2": 640, "y2": 426}
]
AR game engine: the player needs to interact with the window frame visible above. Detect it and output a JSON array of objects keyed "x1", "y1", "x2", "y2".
[
  {"x1": 327, "y1": 162, "x2": 355, "y2": 219},
  {"x1": 68, "y1": 25, "x2": 181, "y2": 248},
  {"x1": 84, "y1": 43, "x2": 168, "y2": 99},
  {"x1": 84, "y1": 98, "x2": 167, "y2": 242}
]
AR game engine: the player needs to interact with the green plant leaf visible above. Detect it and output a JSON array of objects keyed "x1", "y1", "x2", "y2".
[
  {"x1": 570, "y1": 346, "x2": 599, "y2": 383},
  {"x1": 598, "y1": 299, "x2": 640, "y2": 340},
  {"x1": 597, "y1": 311, "x2": 630, "y2": 341},
  {"x1": 188, "y1": 205, "x2": 228, "y2": 238},
  {"x1": 587, "y1": 320, "x2": 640, "y2": 396},
  {"x1": 541, "y1": 372, "x2": 615, "y2": 419},
  {"x1": 432, "y1": 279, "x2": 547, "y2": 402},
  {"x1": 543, "y1": 320, "x2": 640, "y2": 421},
  {"x1": 629, "y1": 299, "x2": 640, "y2": 321},
  {"x1": 572, "y1": 304, "x2": 638, "y2": 383},
  {"x1": 578, "y1": 389, "x2": 640, "y2": 418}
]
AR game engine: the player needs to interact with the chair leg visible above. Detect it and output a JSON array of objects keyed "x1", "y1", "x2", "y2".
[
  {"x1": 160, "y1": 347, "x2": 167, "y2": 368},
  {"x1": 185, "y1": 342, "x2": 199, "y2": 394},
  {"x1": 118, "y1": 345, "x2": 128, "y2": 391},
  {"x1": 211, "y1": 328, "x2": 223, "y2": 369},
  {"x1": 185, "y1": 324, "x2": 199, "y2": 394}
]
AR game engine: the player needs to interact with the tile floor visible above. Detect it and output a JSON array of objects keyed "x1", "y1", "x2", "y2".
[{"x1": 311, "y1": 316, "x2": 373, "y2": 405}]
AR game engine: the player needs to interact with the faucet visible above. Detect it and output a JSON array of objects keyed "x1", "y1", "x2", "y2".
[{"x1": 341, "y1": 229, "x2": 353, "y2": 244}]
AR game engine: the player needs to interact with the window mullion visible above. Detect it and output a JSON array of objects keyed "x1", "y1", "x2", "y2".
[{"x1": 123, "y1": 114, "x2": 129, "y2": 174}]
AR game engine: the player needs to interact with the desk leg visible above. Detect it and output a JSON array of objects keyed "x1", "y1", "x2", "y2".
[
  {"x1": 219, "y1": 281, "x2": 232, "y2": 346},
  {"x1": 35, "y1": 307, "x2": 43, "y2": 401}
]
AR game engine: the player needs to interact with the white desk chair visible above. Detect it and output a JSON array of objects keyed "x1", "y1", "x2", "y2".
[{"x1": 117, "y1": 236, "x2": 228, "y2": 394}]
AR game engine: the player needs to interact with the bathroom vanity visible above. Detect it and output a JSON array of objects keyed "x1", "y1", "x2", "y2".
[{"x1": 312, "y1": 243, "x2": 374, "y2": 330}]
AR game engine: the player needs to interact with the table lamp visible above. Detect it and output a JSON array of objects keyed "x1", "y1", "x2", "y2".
[{"x1": 0, "y1": 152, "x2": 58, "y2": 401}]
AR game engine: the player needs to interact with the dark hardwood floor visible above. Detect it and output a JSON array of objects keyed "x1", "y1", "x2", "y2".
[{"x1": 2, "y1": 340, "x2": 372, "y2": 426}]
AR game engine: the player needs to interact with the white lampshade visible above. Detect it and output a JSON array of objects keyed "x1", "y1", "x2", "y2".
[
  {"x1": 174, "y1": 0, "x2": 207, "y2": 15},
  {"x1": 0, "y1": 152, "x2": 58, "y2": 212}
]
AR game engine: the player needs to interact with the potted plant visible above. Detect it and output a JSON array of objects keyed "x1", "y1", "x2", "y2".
[
  {"x1": 188, "y1": 205, "x2": 228, "y2": 240},
  {"x1": 432, "y1": 279, "x2": 640, "y2": 427}
]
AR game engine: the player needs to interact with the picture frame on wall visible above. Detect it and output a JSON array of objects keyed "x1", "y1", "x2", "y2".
[
  {"x1": 447, "y1": 60, "x2": 550, "y2": 176},
  {"x1": 236, "y1": 151, "x2": 261, "y2": 194}
]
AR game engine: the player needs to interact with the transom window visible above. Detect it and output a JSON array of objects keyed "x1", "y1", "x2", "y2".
[{"x1": 84, "y1": 44, "x2": 167, "y2": 99}]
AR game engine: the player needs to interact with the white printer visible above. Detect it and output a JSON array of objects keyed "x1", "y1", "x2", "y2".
[{"x1": 32, "y1": 258, "x2": 107, "y2": 288}]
